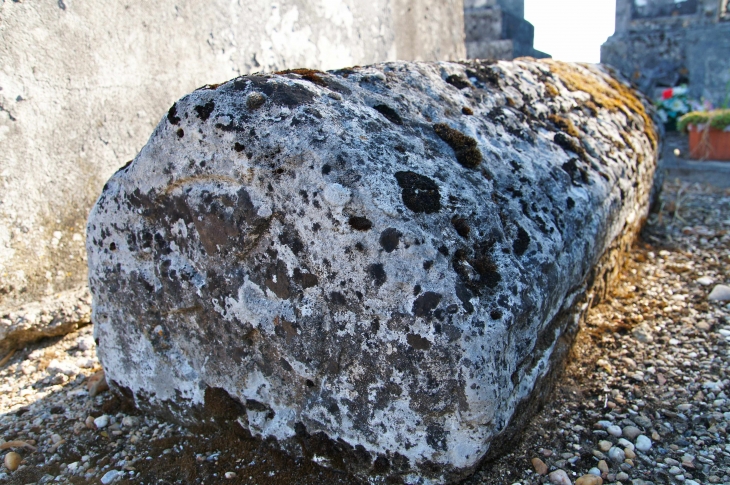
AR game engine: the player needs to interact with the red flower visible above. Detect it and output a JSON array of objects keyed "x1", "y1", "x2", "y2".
[{"x1": 662, "y1": 88, "x2": 674, "y2": 100}]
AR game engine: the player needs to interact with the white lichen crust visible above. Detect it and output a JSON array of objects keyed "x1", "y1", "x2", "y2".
[{"x1": 87, "y1": 60, "x2": 658, "y2": 483}]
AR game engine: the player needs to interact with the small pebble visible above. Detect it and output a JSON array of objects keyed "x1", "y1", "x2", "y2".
[
  {"x1": 668, "y1": 465, "x2": 682, "y2": 475},
  {"x1": 708, "y1": 284, "x2": 730, "y2": 301},
  {"x1": 597, "y1": 460, "x2": 609, "y2": 474},
  {"x1": 532, "y1": 457, "x2": 548, "y2": 475},
  {"x1": 94, "y1": 415, "x2": 109, "y2": 429},
  {"x1": 607, "y1": 425, "x2": 622, "y2": 437},
  {"x1": 575, "y1": 474, "x2": 603, "y2": 485},
  {"x1": 608, "y1": 446, "x2": 625, "y2": 463},
  {"x1": 618, "y1": 438, "x2": 634, "y2": 450},
  {"x1": 549, "y1": 469, "x2": 572, "y2": 485},
  {"x1": 101, "y1": 469, "x2": 123, "y2": 484},
  {"x1": 85, "y1": 415, "x2": 97, "y2": 429},
  {"x1": 624, "y1": 447, "x2": 636, "y2": 459},
  {"x1": 225, "y1": 471, "x2": 237, "y2": 479},
  {"x1": 4, "y1": 451, "x2": 21, "y2": 471},
  {"x1": 616, "y1": 471, "x2": 629, "y2": 481},
  {"x1": 622, "y1": 426, "x2": 641, "y2": 439},
  {"x1": 598, "y1": 440, "x2": 612, "y2": 452},
  {"x1": 588, "y1": 467, "x2": 602, "y2": 476},
  {"x1": 635, "y1": 434, "x2": 652, "y2": 452}
]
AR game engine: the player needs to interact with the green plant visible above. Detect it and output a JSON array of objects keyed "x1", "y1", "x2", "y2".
[{"x1": 678, "y1": 109, "x2": 730, "y2": 132}]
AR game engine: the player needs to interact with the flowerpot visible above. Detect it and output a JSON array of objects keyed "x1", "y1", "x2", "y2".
[{"x1": 688, "y1": 125, "x2": 730, "y2": 160}]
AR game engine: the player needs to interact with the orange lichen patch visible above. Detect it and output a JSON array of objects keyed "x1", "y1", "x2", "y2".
[
  {"x1": 544, "y1": 82, "x2": 559, "y2": 98},
  {"x1": 275, "y1": 68, "x2": 327, "y2": 87},
  {"x1": 543, "y1": 60, "x2": 658, "y2": 150},
  {"x1": 548, "y1": 114, "x2": 581, "y2": 139}
]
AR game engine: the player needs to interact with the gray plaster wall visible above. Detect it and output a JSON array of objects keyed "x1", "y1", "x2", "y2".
[{"x1": 0, "y1": 0, "x2": 466, "y2": 315}]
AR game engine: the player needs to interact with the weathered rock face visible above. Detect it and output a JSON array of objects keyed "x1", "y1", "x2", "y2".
[{"x1": 87, "y1": 60, "x2": 658, "y2": 483}]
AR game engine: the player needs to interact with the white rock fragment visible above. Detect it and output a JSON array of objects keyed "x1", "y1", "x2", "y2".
[
  {"x1": 635, "y1": 434, "x2": 652, "y2": 452},
  {"x1": 696, "y1": 276, "x2": 714, "y2": 286},
  {"x1": 46, "y1": 359, "x2": 80, "y2": 377},
  {"x1": 101, "y1": 469, "x2": 123, "y2": 484},
  {"x1": 94, "y1": 415, "x2": 109, "y2": 429},
  {"x1": 708, "y1": 284, "x2": 730, "y2": 301}
]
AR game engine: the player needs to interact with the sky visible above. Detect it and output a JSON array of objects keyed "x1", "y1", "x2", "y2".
[{"x1": 524, "y1": 0, "x2": 617, "y2": 63}]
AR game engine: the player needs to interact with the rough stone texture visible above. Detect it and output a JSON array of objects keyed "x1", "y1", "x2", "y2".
[
  {"x1": 0, "y1": 0, "x2": 465, "y2": 343},
  {"x1": 0, "y1": 286, "x2": 91, "y2": 354},
  {"x1": 87, "y1": 59, "x2": 658, "y2": 483},
  {"x1": 601, "y1": 0, "x2": 730, "y2": 104},
  {"x1": 464, "y1": 0, "x2": 549, "y2": 60}
]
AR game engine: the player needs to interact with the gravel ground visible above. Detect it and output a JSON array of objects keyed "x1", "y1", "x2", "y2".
[{"x1": 1, "y1": 178, "x2": 728, "y2": 485}]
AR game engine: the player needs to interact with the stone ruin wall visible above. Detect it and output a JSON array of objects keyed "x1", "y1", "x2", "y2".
[
  {"x1": 0, "y1": 0, "x2": 466, "y2": 350},
  {"x1": 601, "y1": 0, "x2": 730, "y2": 105}
]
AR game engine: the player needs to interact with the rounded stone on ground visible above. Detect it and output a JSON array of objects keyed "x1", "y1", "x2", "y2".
[
  {"x1": 622, "y1": 425, "x2": 641, "y2": 439},
  {"x1": 575, "y1": 474, "x2": 603, "y2": 485},
  {"x1": 588, "y1": 467, "x2": 602, "y2": 476},
  {"x1": 624, "y1": 447, "x2": 636, "y2": 459},
  {"x1": 607, "y1": 425, "x2": 622, "y2": 437},
  {"x1": 608, "y1": 446, "x2": 625, "y2": 463},
  {"x1": 4, "y1": 451, "x2": 21, "y2": 471},
  {"x1": 100, "y1": 469, "x2": 122, "y2": 484},
  {"x1": 224, "y1": 471, "x2": 237, "y2": 479},
  {"x1": 531, "y1": 457, "x2": 548, "y2": 475},
  {"x1": 549, "y1": 469, "x2": 572, "y2": 485},
  {"x1": 94, "y1": 415, "x2": 109, "y2": 429},
  {"x1": 597, "y1": 459, "x2": 609, "y2": 474},
  {"x1": 85, "y1": 416, "x2": 96, "y2": 429},
  {"x1": 618, "y1": 438, "x2": 634, "y2": 450},
  {"x1": 708, "y1": 284, "x2": 730, "y2": 301},
  {"x1": 598, "y1": 440, "x2": 612, "y2": 452},
  {"x1": 616, "y1": 471, "x2": 629, "y2": 481},
  {"x1": 635, "y1": 434, "x2": 652, "y2": 451}
]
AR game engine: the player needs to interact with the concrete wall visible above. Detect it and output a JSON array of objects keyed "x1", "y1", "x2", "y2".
[{"x1": 0, "y1": 0, "x2": 465, "y2": 312}]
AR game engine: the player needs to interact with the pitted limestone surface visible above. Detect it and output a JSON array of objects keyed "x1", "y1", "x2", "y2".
[{"x1": 87, "y1": 59, "x2": 658, "y2": 484}]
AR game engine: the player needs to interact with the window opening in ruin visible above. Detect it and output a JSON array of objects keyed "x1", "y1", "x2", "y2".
[{"x1": 631, "y1": 0, "x2": 698, "y2": 19}]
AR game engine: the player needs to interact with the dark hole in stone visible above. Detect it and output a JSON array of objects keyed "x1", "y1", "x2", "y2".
[
  {"x1": 406, "y1": 333, "x2": 431, "y2": 350},
  {"x1": 394, "y1": 171, "x2": 441, "y2": 214},
  {"x1": 306, "y1": 379, "x2": 315, "y2": 387},
  {"x1": 567, "y1": 197, "x2": 575, "y2": 209},
  {"x1": 490, "y1": 309, "x2": 503, "y2": 320},
  {"x1": 348, "y1": 216, "x2": 372, "y2": 231},
  {"x1": 513, "y1": 225, "x2": 530, "y2": 256},
  {"x1": 373, "y1": 456, "x2": 390, "y2": 473},
  {"x1": 445, "y1": 74, "x2": 471, "y2": 90},
  {"x1": 233, "y1": 142, "x2": 245, "y2": 152},
  {"x1": 433, "y1": 123, "x2": 482, "y2": 169},
  {"x1": 413, "y1": 284, "x2": 422, "y2": 296},
  {"x1": 438, "y1": 245, "x2": 449, "y2": 256},
  {"x1": 204, "y1": 387, "x2": 246, "y2": 421},
  {"x1": 109, "y1": 242, "x2": 117, "y2": 251},
  {"x1": 50, "y1": 406, "x2": 65, "y2": 414},
  {"x1": 462, "y1": 106, "x2": 474, "y2": 115},
  {"x1": 167, "y1": 103, "x2": 181, "y2": 125},
  {"x1": 368, "y1": 263, "x2": 387, "y2": 287},
  {"x1": 451, "y1": 216, "x2": 470, "y2": 238},
  {"x1": 423, "y1": 260, "x2": 434, "y2": 270},
  {"x1": 373, "y1": 104, "x2": 403, "y2": 125},
  {"x1": 329, "y1": 291, "x2": 347, "y2": 305},
  {"x1": 379, "y1": 228, "x2": 401, "y2": 252},
  {"x1": 176, "y1": 128, "x2": 184, "y2": 138},
  {"x1": 194, "y1": 101, "x2": 215, "y2": 121},
  {"x1": 412, "y1": 291, "x2": 442, "y2": 317},
  {"x1": 562, "y1": 158, "x2": 589, "y2": 185},
  {"x1": 321, "y1": 164, "x2": 332, "y2": 175}
]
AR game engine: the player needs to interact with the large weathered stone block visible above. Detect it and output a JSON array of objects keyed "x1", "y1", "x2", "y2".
[{"x1": 87, "y1": 60, "x2": 658, "y2": 483}]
